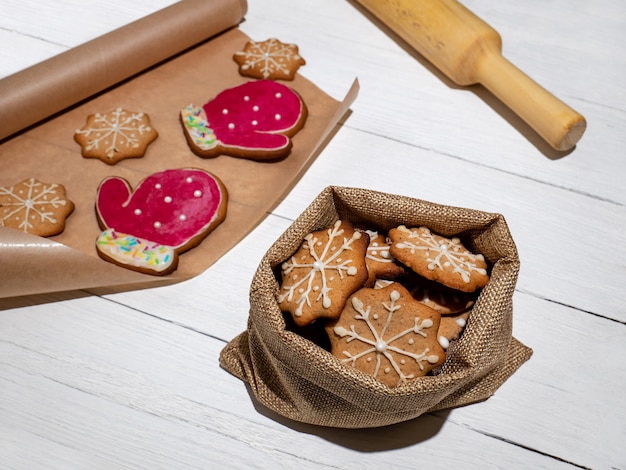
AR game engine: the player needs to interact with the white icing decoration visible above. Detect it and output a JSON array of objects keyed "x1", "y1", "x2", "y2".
[
  {"x1": 252, "y1": 120, "x2": 258, "y2": 126},
  {"x1": 228, "y1": 123, "x2": 235, "y2": 130},
  {"x1": 365, "y1": 230, "x2": 394, "y2": 263},
  {"x1": 154, "y1": 221, "x2": 162, "y2": 229},
  {"x1": 222, "y1": 108, "x2": 228, "y2": 115},
  {"x1": 134, "y1": 209, "x2": 142, "y2": 216},
  {"x1": 194, "y1": 190, "x2": 202, "y2": 198},
  {"x1": 74, "y1": 108, "x2": 153, "y2": 159},
  {"x1": 395, "y1": 226, "x2": 487, "y2": 283},
  {"x1": 164, "y1": 196, "x2": 172, "y2": 203},
  {"x1": 278, "y1": 221, "x2": 363, "y2": 317},
  {"x1": 233, "y1": 38, "x2": 303, "y2": 79},
  {"x1": 253, "y1": 105, "x2": 259, "y2": 112},
  {"x1": 155, "y1": 183, "x2": 162, "y2": 189},
  {"x1": 179, "y1": 214, "x2": 187, "y2": 221},
  {"x1": 0, "y1": 179, "x2": 68, "y2": 232},
  {"x1": 333, "y1": 289, "x2": 440, "y2": 386},
  {"x1": 275, "y1": 114, "x2": 281, "y2": 120},
  {"x1": 186, "y1": 177, "x2": 193, "y2": 183},
  {"x1": 275, "y1": 92, "x2": 282, "y2": 98}
]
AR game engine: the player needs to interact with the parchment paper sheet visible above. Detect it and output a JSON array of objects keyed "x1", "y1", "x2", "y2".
[{"x1": 0, "y1": 1, "x2": 358, "y2": 299}]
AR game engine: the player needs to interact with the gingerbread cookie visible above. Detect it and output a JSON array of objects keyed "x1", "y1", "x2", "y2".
[
  {"x1": 408, "y1": 276, "x2": 475, "y2": 315},
  {"x1": 389, "y1": 226, "x2": 489, "y2": 292},
  {"x1": 74, "y1": 107, "x2": 158, "y2": 165},
  {"x1": 95, "y1": 168, "x2": 227, "y2": 275},
  {"x1": 326, "y1": 282, "x2": 446, "y2": 387},
  {"x1": 180, "y1": 80, "x2": 307, "y2": 161},
  {"x1": 438, "y1": 311, "x2": 470, "y2": 349},
  {"x1": 277, "y1": 220, "x2": 369, "y2": 327},
  {"x1": 233, "y1": 38, "x2": 305, "y2": 81},
  {"x1": 363, "y1": 230, "x2": 405, "y2": 286},
  {"x1": 0, "y1": 178, "x2": 74, "y2": 236}
]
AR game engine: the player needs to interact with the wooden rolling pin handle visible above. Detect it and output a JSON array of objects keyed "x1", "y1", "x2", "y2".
[
  {"x1": 355, "y1": 0, "x2": 586, "y2": 151},
  {"x1": 477, "y1": 51, "x2": 586, "y2": 151}
]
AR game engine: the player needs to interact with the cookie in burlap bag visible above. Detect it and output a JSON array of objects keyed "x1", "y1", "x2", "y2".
[{"x1": 220, "y1": 186, "x2": 532, "y2": 428}]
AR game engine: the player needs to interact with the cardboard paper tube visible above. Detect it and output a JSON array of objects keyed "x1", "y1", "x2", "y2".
[
  {"x1": 0, "y1": 0, "x2": 247, "y2": 141},
  {"x1": 355, "y1": 0, "x2": 586, "y2": 151}
]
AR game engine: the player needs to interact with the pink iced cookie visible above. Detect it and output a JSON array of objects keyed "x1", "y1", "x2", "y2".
[
  {"x1": 180, "y1": 80, "x2": 307, "y2": 161},
  {"x1": 95, "y1": 168, "x2": 228, "y2": 275}
]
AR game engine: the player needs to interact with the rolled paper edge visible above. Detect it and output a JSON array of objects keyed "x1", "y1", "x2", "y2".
[{"x1": 0, "y1": 0, "x2": 248, "y2": 141}]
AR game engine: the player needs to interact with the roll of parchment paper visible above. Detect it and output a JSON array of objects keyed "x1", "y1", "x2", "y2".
[{"x1": 0, "y1": 0, "x2": 247, "y2": 141}]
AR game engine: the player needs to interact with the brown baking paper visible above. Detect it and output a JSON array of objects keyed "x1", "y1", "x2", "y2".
[
  {"x1": 0, "y1": 3, "x2": 359, "y2": 299},
  {"x1": 220, "y1": 186, "x2": 533, "y2": 428}
]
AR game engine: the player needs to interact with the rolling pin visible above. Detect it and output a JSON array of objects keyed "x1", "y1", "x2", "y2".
[{"x1": 354, "y1": 0, "x2": 586, "y2": 151}]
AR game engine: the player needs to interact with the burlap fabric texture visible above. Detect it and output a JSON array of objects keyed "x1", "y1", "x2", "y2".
[{"x1": 220, "y1": 186, "x2": 532, "y2": 428}]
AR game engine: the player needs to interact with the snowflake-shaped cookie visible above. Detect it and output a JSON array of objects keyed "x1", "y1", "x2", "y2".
[
  {"x1": 233, "y1": 38, "x2": 305, "y2": 80},
  {"x1": 0, "y1": 178, "x2": 74, "y2": 236},
  {"x1": 74, "y1": 108, "x2": 158, "y2": 165},
  {"x1": 389, "y1": 226, "x2": 489, "y2": 292},
  {"x1": 363, "y1": 230, "x2": 405, "y2": 286},
  {"x1": 327, "y1": 283, "x2": 445, "y2": 387},
  {"x1": 277, "y1": 220, "x2": 369, "y2": 326}
]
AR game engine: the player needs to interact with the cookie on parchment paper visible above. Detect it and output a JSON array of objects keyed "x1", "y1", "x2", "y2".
[
  {"x1": 0, "y1": 178, "x2": 74, "y2": 237},
  {"x1": 180, "y1": 80, "x2": 307, "y2": 161},
  {"x1": 233, "y1": 37, "x2": 305, "y2": 81},
  {"x1": 74, "y1": 107, "x2": 158, "y2": 165},
  {"x1": 95, "y1": 168, "x2": 227, "y2": 276}
]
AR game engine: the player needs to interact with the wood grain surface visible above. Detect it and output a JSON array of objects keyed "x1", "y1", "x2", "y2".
[{"x1": 1, "y1": 0, "x2": 625, "y2": 468}]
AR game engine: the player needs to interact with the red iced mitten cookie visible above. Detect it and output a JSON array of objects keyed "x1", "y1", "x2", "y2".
[
  {"x1": 95, "y1": 168, "x2": 227, "y2": 275},
  {"x1": 326, "y1": 283, "x2": 446, "y2": 387},
  {"x1": 180, "y1": 80, "x2": 307, "y2": 161}
]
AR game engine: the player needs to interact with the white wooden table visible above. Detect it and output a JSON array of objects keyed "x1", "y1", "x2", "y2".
[{"x1": 1, "y1": 1, "x2": 625, "y2": 468}]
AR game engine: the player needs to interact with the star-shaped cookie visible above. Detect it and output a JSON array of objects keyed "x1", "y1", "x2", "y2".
[
  {"x1": 74, "y1": 108, "x2": 158, "y2": 165},
  {"x1": 233, "y1": 38, "x2": 305, "y2": 81}
]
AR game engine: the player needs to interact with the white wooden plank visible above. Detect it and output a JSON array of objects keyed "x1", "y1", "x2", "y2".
[
  {"x1": 0, "y1": 0, "x2": 178, "y2": 50},
  {"x1": 0, "y1": 31, "x2": 66, "y2": 78},
  {"x1": 269, "y1": 127, "x2": 626, "y2": 322},
  {"x1": 241, "y1": 0, "x2": 626, "y2": 206},
  {"x1": 445, "y1": 292, "x2": 626, "y2": 470},
  {"x1": 0, "y1": 0, "x2": 624, "y2": 468},
  {"x1": 0, "y1": 297, "x2": 576, "y2": 469}
]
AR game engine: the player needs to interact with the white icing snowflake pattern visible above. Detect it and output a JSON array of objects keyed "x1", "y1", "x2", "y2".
[
  {"x1": 234, "y1": 38, "x2": 305, "y2": 80},
  {"x1": 278, "y1": 220, "x2": 362, "y2": 317},
  {"x1": 75, "y1": 108, "x2": 154, "y2": 159},
  {"x1": 365, "y1": 230, "x2": 393, "y2": 263},
  {"x1": 396, "y1": 226, "x2": 487, "y2": 283},
  {"x1": 0, "y1": 179, "x2": 70, "y2": 233},
  {"x1": 334, "y1": 289, "x2": 441, "y2": 386}
]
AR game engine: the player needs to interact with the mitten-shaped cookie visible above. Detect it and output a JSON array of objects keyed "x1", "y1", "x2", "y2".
[
  {"x1": 180, "y1": 80, "x2": 307, "y2": 161},
  {"x1": 95, "y1": 168, "x2": 227, "y2": 275}
]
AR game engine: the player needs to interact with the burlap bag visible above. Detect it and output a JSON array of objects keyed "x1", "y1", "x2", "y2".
[{"x1": 220, "y1": 186, "x2": 532, "y2": 428}]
